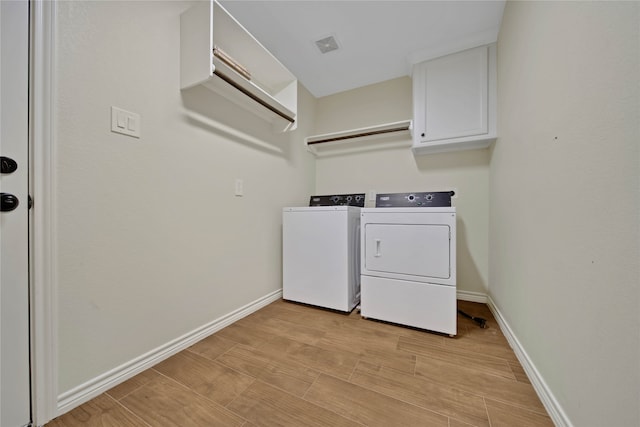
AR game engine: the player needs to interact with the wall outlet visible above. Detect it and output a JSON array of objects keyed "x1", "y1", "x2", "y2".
[{"x1": 235, "y1": 179, "x2": 244, "y2": 196}]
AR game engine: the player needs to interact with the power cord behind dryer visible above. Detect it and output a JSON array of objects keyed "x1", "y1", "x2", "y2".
[{"x1": 458, "y1": 310, "x2": 488, "y2": 328}]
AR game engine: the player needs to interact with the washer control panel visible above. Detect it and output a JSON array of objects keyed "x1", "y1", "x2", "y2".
[
  {"x1": 375, "y1": 191, "x2": 454, "y2": 207},
  {"x1": 309, "y1": 193, "x2": 366, "y2": 207}
]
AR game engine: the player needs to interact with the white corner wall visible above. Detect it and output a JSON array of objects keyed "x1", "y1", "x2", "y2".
[
  {"x1": 314, "y1": 77, "x2": 490, "y2": 296},
  {"x1": 55, "y1": 0, "x2": 315, "y2": 399},
  {"x1": 491, "y1": 2, "x2": 639, "y2": 426}
]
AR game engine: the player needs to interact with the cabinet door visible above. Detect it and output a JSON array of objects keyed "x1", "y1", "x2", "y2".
[{"x1": 416, "y1": 46, "x2": 488, "y2": 143}]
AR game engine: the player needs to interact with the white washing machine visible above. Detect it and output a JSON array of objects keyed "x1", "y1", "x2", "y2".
[
  {"x1": 282, "y1": 194, "x2": 363, "y2": 312},
  {"x1": 360, "y1": 205, "x2": 457, "y2": 335}
]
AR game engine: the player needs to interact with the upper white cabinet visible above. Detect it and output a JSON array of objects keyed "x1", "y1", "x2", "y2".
[
  {"x1": 180, "y1": 0, "x2": 298, "y2": 132},
  {"x1": 412, "y1": 45, "x2": 496, "y2": 154}
]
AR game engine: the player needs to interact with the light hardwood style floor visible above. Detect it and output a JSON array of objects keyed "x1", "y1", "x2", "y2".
[{"x1": 47, "y1": 300, "x2": 553, "y2": 426}]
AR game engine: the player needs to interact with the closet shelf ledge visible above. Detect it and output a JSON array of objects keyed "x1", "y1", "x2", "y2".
[{"x1": 306, "y1": 120, "x2": 412, "y2": 157}]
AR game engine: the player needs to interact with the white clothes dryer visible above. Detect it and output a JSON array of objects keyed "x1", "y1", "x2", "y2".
[{"x1": 360, "y1": 206, "x2": 457, "y2": 335}]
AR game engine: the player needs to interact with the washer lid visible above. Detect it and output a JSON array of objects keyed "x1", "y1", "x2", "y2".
[{"x1": 284, "y1": 206, "x2": 360, "y2": 212}]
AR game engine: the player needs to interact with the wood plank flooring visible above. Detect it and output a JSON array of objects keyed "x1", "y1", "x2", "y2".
[{"x1": 46, "y1": 300, "x2": 553, "y2": 427}]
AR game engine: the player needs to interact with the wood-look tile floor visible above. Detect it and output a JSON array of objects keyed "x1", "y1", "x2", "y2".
[{"x1": 46, "y1": 300, "x2": 553, "y2": 427}]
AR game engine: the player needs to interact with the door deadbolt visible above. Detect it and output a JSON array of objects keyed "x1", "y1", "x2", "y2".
[
  {"x1": 0, "y1": 193, "x2": 19, "y2": 212},
  {"x1": 0, "y1": 157, "x2": 18, "y2": 174}
]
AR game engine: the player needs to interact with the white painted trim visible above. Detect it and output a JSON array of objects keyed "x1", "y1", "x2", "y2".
[
  {"x1": 456, "y1": 290, "x2": 487, "y2": 303},
  {"x1": 487, "y1": 295, "x2": 573, "y2": 427},
  {"x1": 30, "y1": 0, "x2": 59, "y2": 425},
  {"x1": 56, "y1": 289, "x2": 282, "y2": 415}
]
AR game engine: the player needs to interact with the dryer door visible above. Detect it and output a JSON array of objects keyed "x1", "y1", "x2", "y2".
[
  {"x1": 360, "y1": 209, "x2": 456, "y2": 286},
  {"x1": 364, "y1": 223, "x2": 451, "y2": 280}
]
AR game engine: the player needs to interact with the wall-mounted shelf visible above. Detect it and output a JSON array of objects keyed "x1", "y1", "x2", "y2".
[
  {"x1": 306, "y1": 120, "x2": 412, "y2": 157},
  {"x1": 180, "y1": 0, "x2": 297, "y2": 132}
]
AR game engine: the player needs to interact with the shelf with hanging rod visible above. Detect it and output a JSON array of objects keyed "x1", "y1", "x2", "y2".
[
  {"x1": 305, "y1": 120, "x2": 412, "y2": 157},
  {"x1": 180, "y1": 0, "x2": 298, "y2": 132}
]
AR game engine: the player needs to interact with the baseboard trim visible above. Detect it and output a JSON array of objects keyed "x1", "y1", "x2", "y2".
[
  {"x1": 456, "y1": 290, "x2": 488, "y2": 303},
  {"x1": 57, "y1": 289, "x2": 282, "y2": 415},
  {"x1": 487, "y1": 295, "x2": 572, "y2": 427}
]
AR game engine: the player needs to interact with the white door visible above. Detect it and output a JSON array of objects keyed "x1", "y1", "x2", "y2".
[
  {"x1": 360, "y1": 209, "x2": 457, "y2": 286},
  {"x1": 0, "y1": 0, "x2": 32, "y2": 426},
  {"x1": 363, "y1": 223, "x2": 451, "y2": 279},
  {"x1": 417, "y1": 45, "x2": 488, "y2": 142}
]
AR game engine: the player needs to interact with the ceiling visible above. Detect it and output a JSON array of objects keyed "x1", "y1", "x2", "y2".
[{"x1": 220, "y1": 1, "x2": 506, "y2": 98}]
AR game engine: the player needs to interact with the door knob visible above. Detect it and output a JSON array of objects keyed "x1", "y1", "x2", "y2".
[
  {"x1": 1, "y1": 157, "x2": 18, "y2": 174},
  {"x1": 0, "y1": 193, "x2": 19, "y2": 212}
]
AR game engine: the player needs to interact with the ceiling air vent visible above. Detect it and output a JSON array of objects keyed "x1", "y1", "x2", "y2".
[{"x1": 315, "y1": 35, "x2": 340, "y2": 54}]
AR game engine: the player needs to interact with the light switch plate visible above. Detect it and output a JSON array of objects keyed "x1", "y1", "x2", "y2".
[{"x1": 111, "y1": 106, "x2": 141, "y2": 138}]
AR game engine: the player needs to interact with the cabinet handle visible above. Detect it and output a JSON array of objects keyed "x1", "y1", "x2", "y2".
[
  {"x1": 421, "y1": 132, "x2": 425, "y2": 137},
  {"x1": 375, "y1": 239, "x2": 381, "y2": 257}
]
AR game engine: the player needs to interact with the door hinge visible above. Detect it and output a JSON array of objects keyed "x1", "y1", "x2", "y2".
[{"x1": 28, "y1": 195, "x2": 33, "y2": 210}]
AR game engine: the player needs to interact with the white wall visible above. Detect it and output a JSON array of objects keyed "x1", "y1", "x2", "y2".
[
  {"x1": 53, "y1": 3, "x2": 640, "y2": 424},
  {"x1": 55, "y1": 0, "x2": 315, "y2": 395},
  {"x1": 491, "y1": 2, "x2": 639, "y2": 426},
  {"x1": 314, "y1": 77, "x2": 490, "y2": 296}
]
